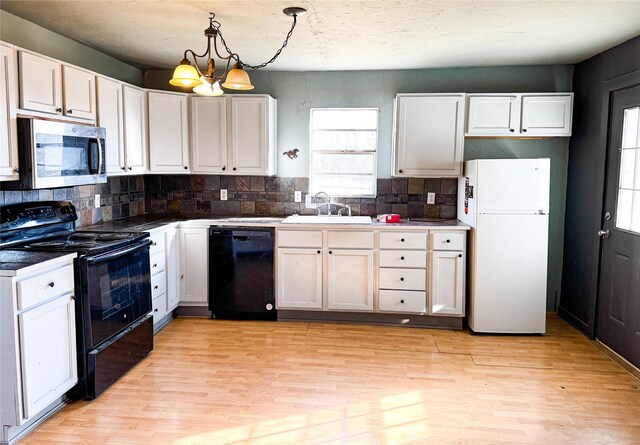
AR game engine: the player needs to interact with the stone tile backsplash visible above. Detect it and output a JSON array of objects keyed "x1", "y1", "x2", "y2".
[{"x1": 145, "y1": 175, "x2": 458, "y2": 219}]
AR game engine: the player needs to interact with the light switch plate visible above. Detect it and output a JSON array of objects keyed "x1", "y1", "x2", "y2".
[
  {"x1": 427, "y1": 192, "x2": 435, "y2": 205},
  {"x1": 294, "y1": 191, "x2": 302, "y2": 203},
  {"x1": 220, "y1": 189, "x2": 228, "y2": 201},
  {"x1": 94, "y1": 194, "x2": 101, "y2": 208}
]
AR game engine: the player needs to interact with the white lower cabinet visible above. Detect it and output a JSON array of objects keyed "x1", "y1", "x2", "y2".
[
  {"x1": 277, "y1": 248, "x2": 323, "y2": 309},
  {"x1": 327, "y1": 249, "x2": 374, "y2": 311},
  {"x1": 0, "y1": 254, "x2": 77, "y2": 429},
  {"x1": 147, "y1": 224, "x2": 180, "y2": 330},
  {"x1": 178, "y1": 226, "x2": 209, "y2": 306},
  {"x1": 429, "y1": 232, "x2": 466, "y2": 316}
]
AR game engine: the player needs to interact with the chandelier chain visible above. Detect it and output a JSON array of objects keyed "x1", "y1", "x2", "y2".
[{"x1": 218, "y1": 15, "x2": 298, "y2": 70}]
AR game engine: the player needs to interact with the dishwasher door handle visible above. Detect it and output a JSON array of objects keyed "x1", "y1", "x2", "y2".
[{"x1": 232, "y1": 235, "x2": 250, "y2": 241}]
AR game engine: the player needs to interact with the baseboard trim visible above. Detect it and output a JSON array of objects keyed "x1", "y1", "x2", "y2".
[
  {"x1": 593, "y1": 340, "x2": 640, "y2": 381},
  {"x1": 557, "y1": 306, "x2": 591, "y2": 337},
  {"x1": 277, "y1": 310, "x2": 463, "y2": 330}
]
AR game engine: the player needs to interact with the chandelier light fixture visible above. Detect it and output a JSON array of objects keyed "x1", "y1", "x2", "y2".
[{"x1": 170, "y1": 7, "x2": 307, "y2": 96}]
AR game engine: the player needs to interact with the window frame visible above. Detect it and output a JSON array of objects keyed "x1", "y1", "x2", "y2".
[{"x1": 308, "y1": 107, "x2": 379, "y2": 198}]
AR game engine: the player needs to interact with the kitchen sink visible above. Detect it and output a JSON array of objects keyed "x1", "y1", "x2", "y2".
[{"x1": 281, "y1": 215, "x2": 373, "y2": 225}]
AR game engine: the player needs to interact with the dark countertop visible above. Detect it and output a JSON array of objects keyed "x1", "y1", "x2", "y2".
[
  {"x1": 81, "y1": 214, "x2": 203, "y2": 232},
  {"x1": 0, "y1": 250, "x2": 76, "y2": 273}
]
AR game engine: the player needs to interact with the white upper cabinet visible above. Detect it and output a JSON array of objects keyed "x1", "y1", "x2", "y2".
[
  {"x1": 466, "y1": 93, "x2": 573, "y2": 137},
  {"x1": 393, "y1": 94, "x2": 465, "y2": 177},
  {"x1": 18, "y1": 51, "x2": 96, "y2": 121},
  {"x1": 18, "y1": 51, "x2": 63, "y2": 115},
  {"x1": 191, "y1": 94, "x2": 276, "y2": 176},
  {"x1": 147, "y1": 91, "x2": 190, "y2": 173},
  {"x1": 62, "y1": 65, "x2": 96, "y2": 120},
  {"x1": 191, "y1": 96, "x2": 227, "y2": 173},
  {"x1": 96, "y1": 76, "x2": 126, "y2": 175},
  {"x1": 0, "y1": 43, "x2": 19, "y2": 181},
  {"x1": 122, "y1": 85, "x2": 147, "y2": 174}
]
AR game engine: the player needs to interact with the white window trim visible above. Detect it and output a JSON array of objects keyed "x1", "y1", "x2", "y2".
[{"x1": 309, "y1": 107, "x2": 379, "y2": 198}]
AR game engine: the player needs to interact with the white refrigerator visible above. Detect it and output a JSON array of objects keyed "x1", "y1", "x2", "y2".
[{"x1": 458, "y1": 158, "x2": 550, "y2": 334}]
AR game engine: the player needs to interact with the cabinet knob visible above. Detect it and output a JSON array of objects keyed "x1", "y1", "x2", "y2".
[
  {"x1": 400, "y1": 238, "x2": 405, "y2": 242},
  {"x1": 152, "y1": 242, "x2": 157, "y2": 246},
  {"x1": 329, "y1": 250, "x2": 333, "y2": 254},
  {"x1": 121, "y1": 166, "x2": 126, "y2": 171},
  {"x1": 522, "y1": 129, "x2": 528, "y2": 133},
  {"x1": 55, "y1": 107, "x2": 62, "y2": 113},
  {"x1": 184, "y1": 166, "x2": 188, "y2": 170},
  {"x1": 317, "y1": 250, "x2": 321, "y2": 254},
  {"x1": 154, "y1": 308, "x2": 158, "y2": 312},
  {"x1": 509, "y1": 129, "x2": 515, "y2": 132},
  {"x1": 400, "y1": 277, "x2": 404, "y2": 281},
  {"x1": 400, "y1": 256, "x2": 405, "y2": 260},
  {"x1": 128, "y1": 167, "x2": 132, "y2": 171},
  {"x1": 154, "y1": 285, "x2": 159, "y2": 290},
  {"x1": 233, "y1": 167, "x2": 237, "y2": 171},
  {"x1": 400, "y1": 300, "x2": 405, "y2": 304},
  {"x1": 399, "y1": 169, "x2": 403, "y2": 174},
  {"x1": 153, "y1": 263, "x2": 157, "y2": 268},
  {"x1": 446, "y1": 239, "x2": 450, "y2": 243},
  {"x1": 180, "y1": 274, "x2": 184, "y2": 279},
  {"x1": 12, "y1": 167, "x2": 19, "y2": 173},
  {"x1": 48, "y1": 281, "x2": 55, "y2": 287},
  {"x1": 222, "y1": 166, "x2": 226, "y2": 171},
  {"x1": 67, "y1": 109, "x2": 73, "y2": 114},
  {"x1": 458, "y1": 254, "x2": 462, "y2": 258}
]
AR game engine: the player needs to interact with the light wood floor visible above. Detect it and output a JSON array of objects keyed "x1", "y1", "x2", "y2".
[{"x1": 21, "y1": 315, "x2": 640, "y2": 445}]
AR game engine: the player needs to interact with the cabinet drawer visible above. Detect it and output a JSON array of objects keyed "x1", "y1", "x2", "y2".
[
  {"x1": 151, "y1": 272, "x2": 166, "y2": 300},
  {"x1": 277, "y1": 230, "x2": 322, "y2": 248},
  {"x1": 152, "y1": 293, "x2": 167, "y2": 324},
  {"x1": 17, "y1": 264, "x2": 75, "y2": 311},
  {"x1": 379, "y1": 232, "x2": 427, "y2": 250},
  {"x1": 150, "y1": 250, "x2": 165, "y2": 275},
  {"x1": 379, "y1": 268, "x2": 426, "y2": 291},
  {"x1": 327, "y1": 231, "x2": 374, "y2": 249},
  {"x1": 379, "y1": 250, "x2": 427, "y2": 268},
  {"x1": 378, "y1": 290, "x2": 427, "y2": 313},
  {"x1": 431, "y1": 232, "x2": 465, "y2": 251},
  {"x1": 148, "y1": 231, "x2": 165, "y2": 254}
]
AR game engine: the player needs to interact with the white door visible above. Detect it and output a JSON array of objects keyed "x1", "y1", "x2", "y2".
[
  {"x1": 277, "y1": 248, "x2": 323, "y2": 309},
  {"x1": 230, "y1": 96, "x2": 268, "y2": 174},
  {"x1": 0, "y1": 43, "x2": 19, "y2": 180},
  {"x1": 394, "y1": 94, "x2": 465, "y2": 177},
  {"x1": 179, "y1": 228, "x2": 208, "y2": 306},
  {"x1": 520, "y1": 94, "x2": 573, "y2": 136},
  {"x1": 327, "y1": 249, "x2": 374, "y2": 311},
  {"x1": 148, "y1": 92, "x2": 189, "y2": 173},
  {"x1": 429, "y1": 251, "x2": 464, "y2": 316},
  {"x1": 18, "y1": 52, "x2": 62, "y2": 115},
  {"x1": 166, "y1": 226, "x2": 180, "y2": 311},
  {"x1": 191, "y1": 97, "x2": 228, "y2": 173},
  {"x1": 475, "y1": 158, "x2": 550, "y2": 214},
  {"x1": 122, "y1": 85, "x2": 147, "y2": 173},
  {"x1": 466, "y1": 95, "x2": 519, "y2": 136},
  {"x1": 96, "y1": 77, "x2": 125, "y2": 175},
  {"x1": 62, "y1": 65, "x2": 96, "y2": 120},
  {"x1": 18, "y1": 293, "x2": 77, "y2": 419}
]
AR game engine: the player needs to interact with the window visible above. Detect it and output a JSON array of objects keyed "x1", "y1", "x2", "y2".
[
  {"x1": 309, "y1": 108, "x2": 378, "y2": 197},
  {"x1": 616, "y1": 106, "x2": 640, "y2": 233}
]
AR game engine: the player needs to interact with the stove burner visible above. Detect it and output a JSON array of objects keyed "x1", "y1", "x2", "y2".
[
  {"x1": 27, "y1": 240, "x2": 100, "y2": 249},
  {"x1": 69, "y1": 232, "x2": 97, "y2": 240},
  {"x1": 69, "y1": 232, "x2": 136, "y2": 241},
  {"x1": 30, "y1": 241, "x2": 68, "y2": 248}
]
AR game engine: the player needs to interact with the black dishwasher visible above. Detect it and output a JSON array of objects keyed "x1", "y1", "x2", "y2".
[{"x1": 208, "y1": 227, "x2": 276, "y2": 320}]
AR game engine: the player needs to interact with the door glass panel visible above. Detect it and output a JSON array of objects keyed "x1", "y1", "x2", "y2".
[{"x1": 616, "y1": 106, "x2": 640, "y2": 233}]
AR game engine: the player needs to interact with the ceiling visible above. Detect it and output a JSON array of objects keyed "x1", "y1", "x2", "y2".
[{"x1": 1, "y1": 1, "x2": 639, "y2": 72}]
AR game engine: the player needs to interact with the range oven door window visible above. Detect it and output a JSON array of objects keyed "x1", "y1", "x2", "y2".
[{"x1": 82, "y1": 243, "x2": 151, "y2": 348}]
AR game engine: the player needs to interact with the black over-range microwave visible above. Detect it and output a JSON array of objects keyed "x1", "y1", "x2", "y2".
[{"x1": 4, "y1": 117, "x2": 107, "y2": 189}]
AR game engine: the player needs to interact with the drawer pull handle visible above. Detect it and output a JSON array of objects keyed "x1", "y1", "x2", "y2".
[
  {"x1": 400, "y1": 238, "x2": 405, "y2": 242},
  {"x1": 154, "y1": 308, "x2": 158, "y2": 312},
  {"x1": 400, "y1": 277, "x2": 404, "y2": 281},
  {"x1": 400, "y1": 256, "x2": 405, "y2": 260},
  {"x1": 48, "y1": 282, "x2": 55, "y2": 287},
  {"x1": 154, "y1": 285, "x2": 159, "y2": 290},
  {"x1": 153, "y1": 263, "x2": 158, "y2": 268},
  {"x1": 317, "y1": 250, "x2": 321, "y2": 254},
  {"x1": 400, "y1": 300, "x2": 405, "y2": 304},
  {"x1": 152, "y1": 242, "x2": 157, "y2": 246},
  {"x1": 458, "y1": 254, "x2": 462, "y2": 258},
  {"x1": 446, "y1": 239, "x2": 450, "y2": 243}
]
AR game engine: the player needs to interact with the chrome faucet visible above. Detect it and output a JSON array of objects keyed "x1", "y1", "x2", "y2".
[{"x1": 314, "y1": 191, "x2": 331, "y2": 215}]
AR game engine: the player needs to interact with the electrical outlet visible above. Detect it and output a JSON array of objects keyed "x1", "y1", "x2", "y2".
[
  {"x1": 427, "y1": 192, "x2": 436, "y2": 205},
  {"x1": 220, "y1": 189, "x2": 228, "y2": 201},
  {"x1": 294, "y1": 191, "x2": 302, "y2": 203},
  {"x1": 94, "y1": 194, "x2": 101, "y2": 208}
]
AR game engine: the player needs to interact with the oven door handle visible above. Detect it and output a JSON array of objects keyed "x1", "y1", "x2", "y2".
[{"x1": 86, "y1": 239, "x2": 152, "y2": 265}]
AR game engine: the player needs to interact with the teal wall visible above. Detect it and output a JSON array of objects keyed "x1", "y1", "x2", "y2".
[{"x1": 0, "y1": 10, "x2": 142, "y2": 85}]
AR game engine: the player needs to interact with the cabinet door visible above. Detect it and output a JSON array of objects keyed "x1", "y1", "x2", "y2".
[
  {"x1": 277, "y1": 248, "x2": 323, "y2": 309},
  {"x1": 191, "y1": 96, "x2": 227, "y2": 173},
  {"x1": 148, "y1": 92, "x2": 190, "y2": 173},
  {"x1": 466, "y1": 95, "x2": 519, "y2": 136},
  {"x1": 166, "y1": 226, "x2": 180, "y2": 311},
  {"x1": 394, "y1": 94, "x2": 465, "y2": 177},
  {"x1": 230, "y1": 96, "x2": 269, "y2": 174},
  {"x1": 327, "y1": 249, "x2": 374, "y2": 311},
  {"x1": 18, "y1": 293, "x2": 77, "y2": 419},
  {"x1": 18, "y1": 52, "x2": 62, "y2": 115},
  {"x1": 429, "y1": 251, "x2": 464, "y2": 316},
  {"x1": 122, "y1": 85, "x2": 147, "y2": 173},
  {"x1": 0, "y1": 43, "x2": 19, "y2": 180},
  {"x1": 178, "y1": 228, "x2": 208, "y2": 306},
  {"x1": 62, "y1": 65, "x2": 96, "y2": 120},
  {"x1": 96, "y1": 77, "x2": 125, "y2": 175},
  {"x1": 520, "y1": 94, "x2": 573, "y2": 136}
]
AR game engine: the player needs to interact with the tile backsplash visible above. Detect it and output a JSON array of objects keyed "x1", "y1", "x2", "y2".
[
  {"x1": 145, "y1": 175, "x2": 458, "y2": 219},
  {"x1": 0, "y1": 175, "x2": 458, "y2": 222}
]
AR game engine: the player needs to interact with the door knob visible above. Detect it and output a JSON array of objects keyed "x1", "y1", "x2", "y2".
[{"x1": 598, "y1": 229, "x2": 610, "y2": 238}]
